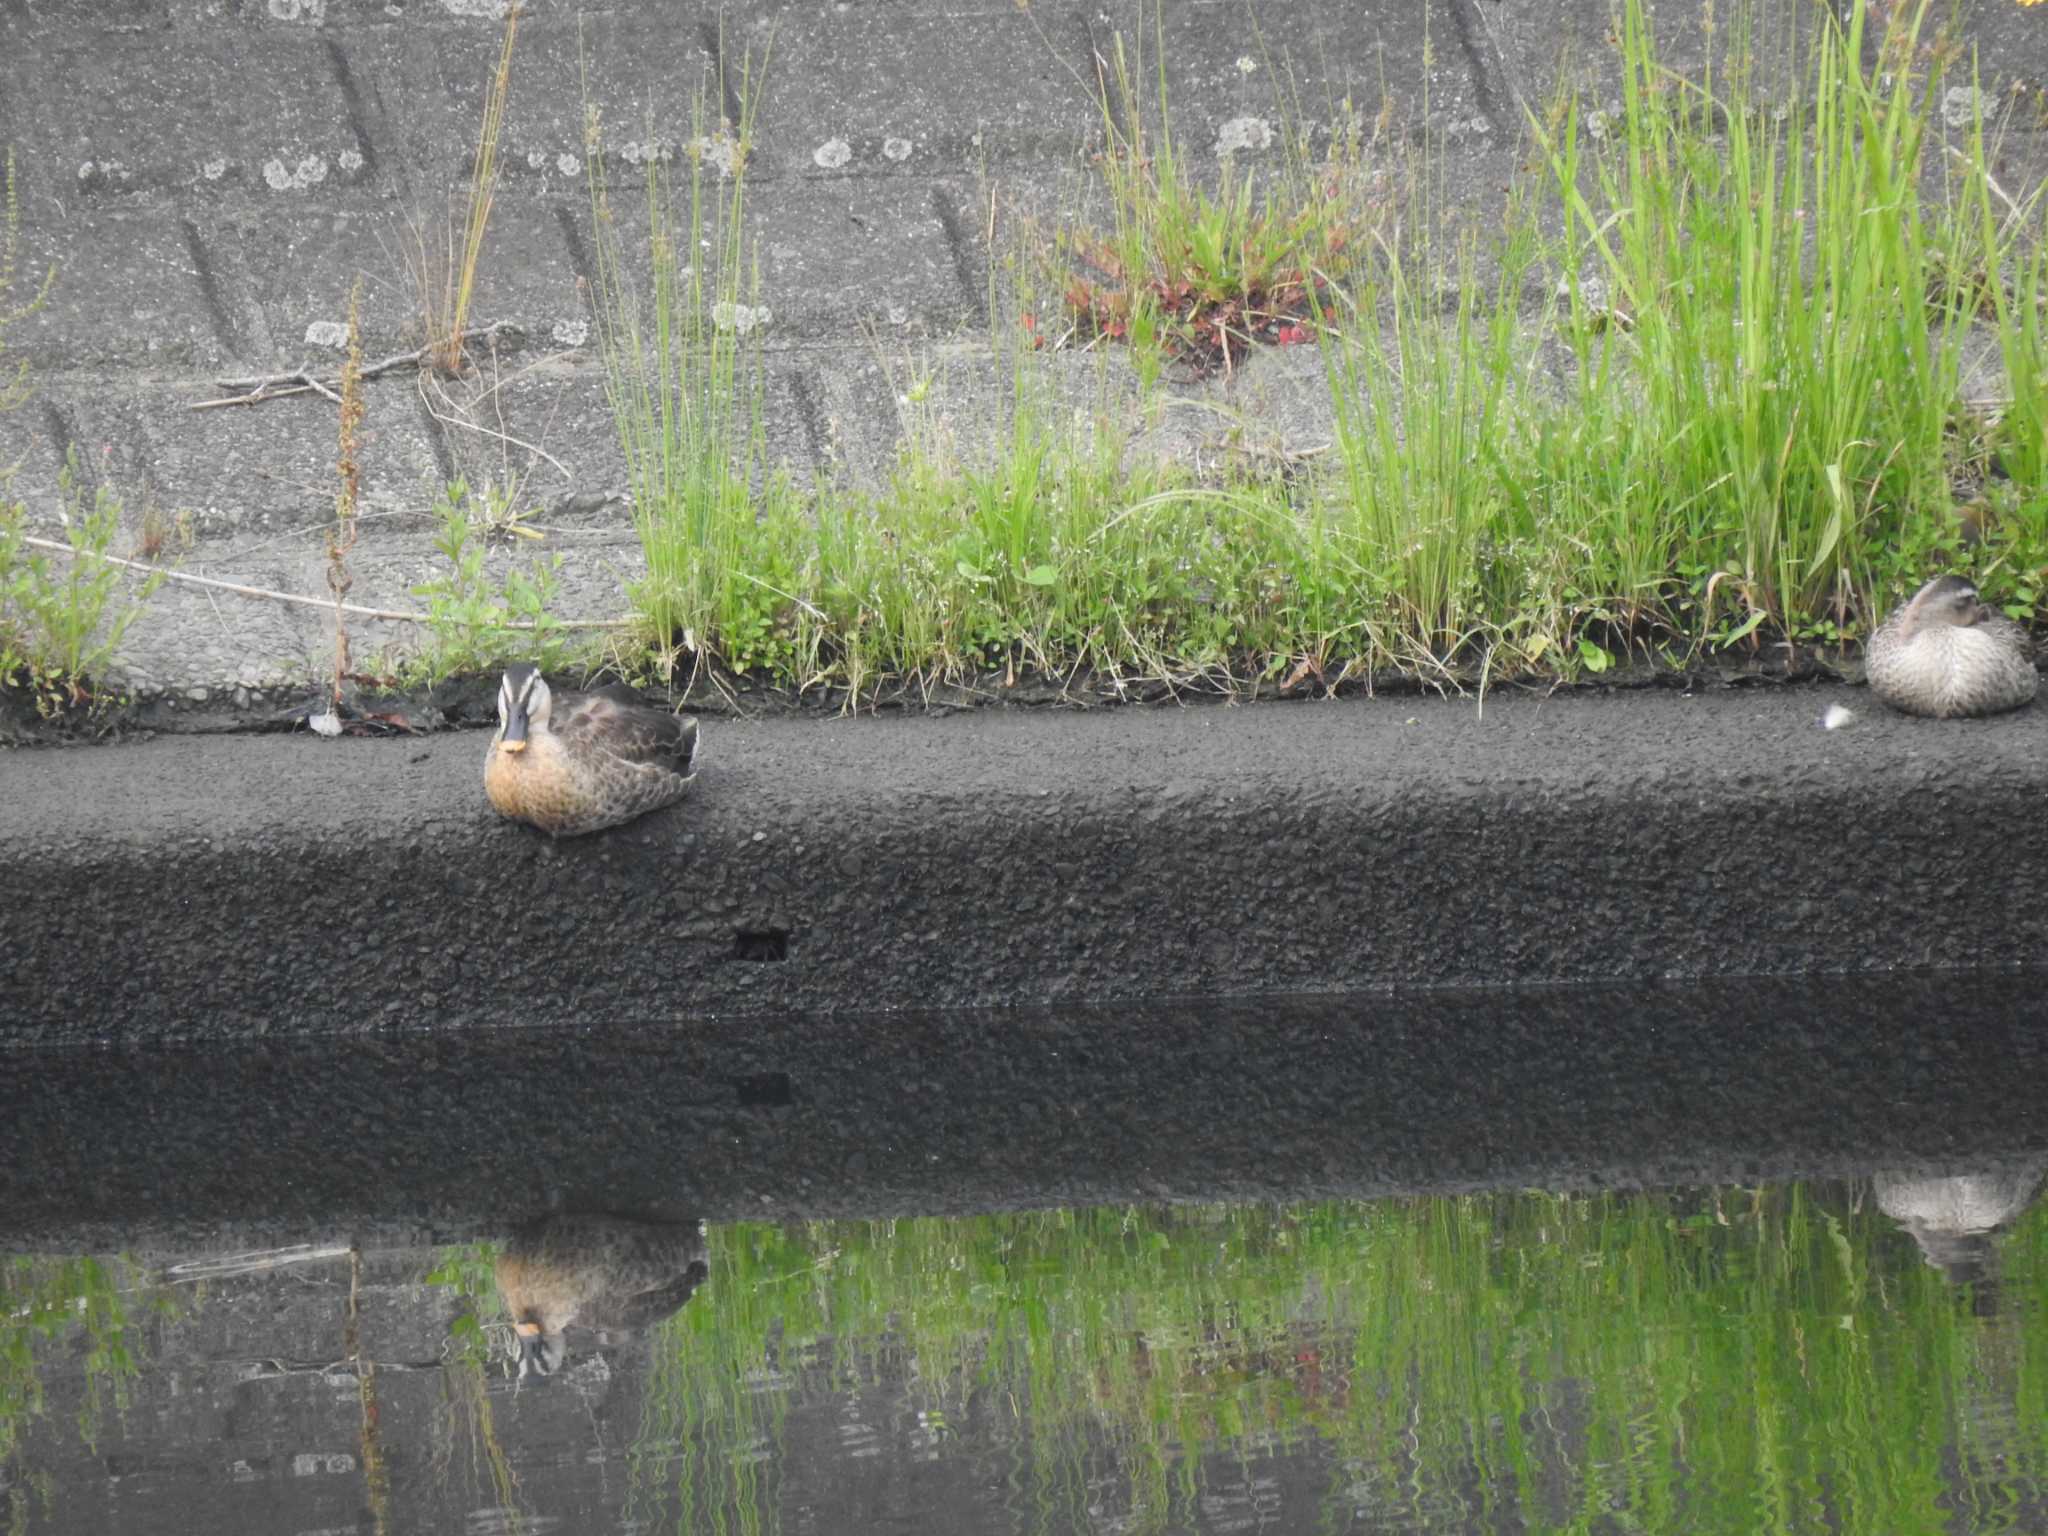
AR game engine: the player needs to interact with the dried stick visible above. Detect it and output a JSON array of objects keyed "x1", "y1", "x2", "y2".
[
  {"x1": 417, "y1": 371, "x2": 573, "y2": 482},
  {"x1": 188, "y1": 323, "x2": 516, "y2": 410},
  {"x1": 19, "y1": 536, "x2": 637, "y2": 629},
  {"x1": 328, "y1": 285, "x2": 367, "y2": 713}
]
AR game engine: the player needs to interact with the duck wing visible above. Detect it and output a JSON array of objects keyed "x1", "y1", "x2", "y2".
[
  {"x1": 592, "y1": 1259, "x2": 712, "y2": 1335},
  {"x1": 1983, "y1": 612, "x2": 2038, "y2": 663},
  {"x1": 554, "y1": 693, "x2": 700, "y2": 774}
]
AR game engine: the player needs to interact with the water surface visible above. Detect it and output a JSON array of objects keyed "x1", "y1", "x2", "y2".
[
  {"x1": 7, "y1": 1175, "x2": 2048, "y2": 1533},
  {"x1": 5, "y1": 977, "x2": 2048, "y2": 1532}
]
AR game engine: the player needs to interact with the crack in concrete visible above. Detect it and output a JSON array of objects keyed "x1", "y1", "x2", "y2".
[
  {"x1": 927, "y1": 184, "x2": 987, "y2": 326},
  {"x1": 180, "y1": 216, "x2": 249, "y2": 362},
  {"x1": 412, "y1": 386, "x2": 457, "y2": 484},
  {"x1": 551, "y1": 204, "x2": 595, "y2": 307},
  {"x1": 698, "y1": 18, "x2": 744, "y2": 140},
  {"x1": 322, "y1": 34, "x2": 381, "y2": 184},
  {"x1": 1443, "y1": 0, "x2": 1515, "y2": 141},
  {"x1": 37, "y1": 396, "x2": 75, "y2": 471},
  {"x1": 786, "y1": 366, "x2": 833, "y2": 471}
]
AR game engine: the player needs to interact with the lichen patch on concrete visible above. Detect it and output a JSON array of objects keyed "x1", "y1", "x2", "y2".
[
  {"x1": 1214, "y1": 115, "x2": 1273, "y2": 155},
  {"x1": 712, "y1": 301, "x2": 773, "y2": 335},
  {"x1": 261, "y1": 154, "x2": 329, "y2": 191}
]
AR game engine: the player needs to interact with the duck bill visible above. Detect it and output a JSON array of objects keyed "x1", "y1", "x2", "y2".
[
  {"x1": 499, "y1": 706, "x2": 530, "y2": 753},
  {"x1": 513, "y1": 1319, "x2": 555, "y2": 1378}
]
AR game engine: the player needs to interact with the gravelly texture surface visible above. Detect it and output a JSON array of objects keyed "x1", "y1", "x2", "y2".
[{"x1": 4, "y1": 681, "x2": 2045, "y2": 1042}]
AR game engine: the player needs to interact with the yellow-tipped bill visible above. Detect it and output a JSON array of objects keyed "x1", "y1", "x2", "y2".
[{"x1": 499, "y1": 700, "x2": 530, "y2": 753}]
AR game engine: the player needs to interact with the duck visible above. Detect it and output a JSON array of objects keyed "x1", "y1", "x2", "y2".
[
  {"x1": 1875, "y1": 1163, "x2": 2047, "y2": 1291},
  {"x1": 495, "y1": 1212, "x2": 710, "y2": 1379},
  {"x1": 484, "y1": 663, "x2": 700, "y2": 836},
  {"x1": 1864, "y1": 575, "x2": 2038, "y2": 719}
]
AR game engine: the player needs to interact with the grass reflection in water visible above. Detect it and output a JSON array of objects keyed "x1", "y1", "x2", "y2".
[
  {"x1": 4, "y1": 1178, "x2": 2044, "y2": 1533},
  {"x1": 619, "y1": 1180, "x2": 2046, "y2": 1534}
]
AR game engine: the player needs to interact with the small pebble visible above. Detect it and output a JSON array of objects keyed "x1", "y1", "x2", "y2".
[{"x1": 1819, "y1": 703, "x2": 1856, "y2": 731}]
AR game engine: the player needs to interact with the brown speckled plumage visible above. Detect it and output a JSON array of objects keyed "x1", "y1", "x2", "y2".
[
  {"x1": 484, "y1": 664, "x2": 700, "y2": 836},
  {"x1": 1865, "y1": 575, "x2": 2037, "y2": 720},
  {"x1": 495, "y1": 1213, "x2": 709, "y2": 1377}
]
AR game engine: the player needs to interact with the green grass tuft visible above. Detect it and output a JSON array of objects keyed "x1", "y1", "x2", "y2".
[{"x1": 544, "y1": 0, "x2": 2048, "y2": 701}]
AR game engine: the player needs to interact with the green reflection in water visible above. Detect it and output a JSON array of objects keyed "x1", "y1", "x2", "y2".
[
  {"x1": 425, "y1": 1241, "x2": 526, "y2": 1531},
  {"x1": 624, "y1": 1184, "x2": 2047, "y2": 1535},
  {"x1": 1, "y1": 1254, "x2": 178, "y2": 1531}
]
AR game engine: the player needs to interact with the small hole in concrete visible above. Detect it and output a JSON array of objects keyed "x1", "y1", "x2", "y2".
[
  {"x1": 736, "y1": 1072, "x2": 792, "y2": 1107},
  {"x1": 733, "y1": 928, "x2": 789, "y2": 962}
]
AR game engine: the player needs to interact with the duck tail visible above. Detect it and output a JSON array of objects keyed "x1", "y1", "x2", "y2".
[{"x1": 673, "y1": 715, "x2": 701, "y2": 778}]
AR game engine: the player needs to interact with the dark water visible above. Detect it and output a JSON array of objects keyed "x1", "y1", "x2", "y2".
[{"x1": 5, "y1": 976, "x2": 2048, "y2": 1534}]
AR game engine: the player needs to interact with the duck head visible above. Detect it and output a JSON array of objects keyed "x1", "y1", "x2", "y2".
[
  {"x1": 495, "y1": 664, "x2": 553, "y2": 755},
  {"x1": 1902, "y1": 575, "x2": 1991, "y2": 636},
  {"x1": 511, "y1": 1316, "x2": 566, "y2": 1378}
]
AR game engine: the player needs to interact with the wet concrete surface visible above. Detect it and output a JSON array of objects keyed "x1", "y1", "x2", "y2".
[
  {"x1": 4, "y1": 683, "x2": 2048, "y2": 1041},
  {"x1": 5, "y1": 966, "x2": 2046, "y2": 1251}
]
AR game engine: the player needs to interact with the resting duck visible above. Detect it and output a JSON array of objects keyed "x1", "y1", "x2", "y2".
[
  {"x1": 484, "y1": 663, "x2": 700, "y2": 836},
  {"x1": 1864, "y1": 575, "x2": 2037, "y2": 719},
  {"x1": 495, "y1": 1212, "x2": 710, "y2": 1378},
  {"x1": 1875, "y1": 1165, "x2": 2047, "y2": 1290}
]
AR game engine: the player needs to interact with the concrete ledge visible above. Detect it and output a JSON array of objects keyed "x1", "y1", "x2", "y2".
[{"x1": 4, "y1": 684, "x2": 2047, "y2": 1045}]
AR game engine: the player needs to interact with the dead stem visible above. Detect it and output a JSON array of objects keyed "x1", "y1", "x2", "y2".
[
  {"x1": 348, "y1": 1246, "x2": 392, "y2": 1536},
  {"x1": 327, "y1": 281, "x2": 366, "y2": 714}
]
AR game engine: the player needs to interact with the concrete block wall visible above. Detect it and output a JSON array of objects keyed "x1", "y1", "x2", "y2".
[{"x1": 0, "y1": 1, "x2": 2042, "y2": 692}]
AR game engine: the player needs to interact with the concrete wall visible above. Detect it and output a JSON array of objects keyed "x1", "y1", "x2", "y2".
[{"x1": 3, "y1": 0, "x2": 2044, "y2": 694}]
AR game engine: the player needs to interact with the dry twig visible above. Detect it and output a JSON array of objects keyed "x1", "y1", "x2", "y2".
[
  {"x1": 329, "y1": 286, "x2": 367, "y2": 712},
  {"x1": 188, "y1": 323, "x2": 516, "y2": 411},
  {"x1": 18, "y1": 535, "x2": 637, "y2": 629}
]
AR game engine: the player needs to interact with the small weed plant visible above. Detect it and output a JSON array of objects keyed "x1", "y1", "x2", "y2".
[
  {"x1": 0, "y1": 455, "x2": 164, "y2": 714},
  {"x1": 1057, "y1": 20, "x2": 1376, "y2": 379},
  {"x1": 424, "y1": 1243, "x2": 523, "y2": 1515},
  {"x1": 407, "y1": 477, "x2": 570, "y2": 681}
]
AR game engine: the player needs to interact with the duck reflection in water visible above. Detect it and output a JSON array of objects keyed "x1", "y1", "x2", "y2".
[
  {"x1": 1875, "y1": 1162, "x2": 2047, "y2": 1306},
  {"x1": 495, "y1": 1212, "x2": 710, "y2": 1379}
]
